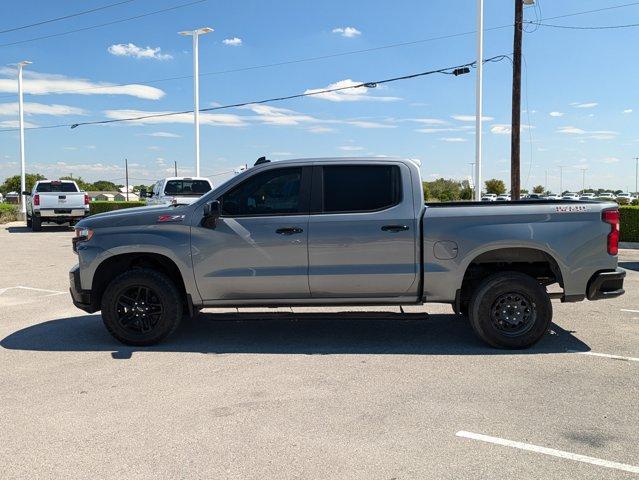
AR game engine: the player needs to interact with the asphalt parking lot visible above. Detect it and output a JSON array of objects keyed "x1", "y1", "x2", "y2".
[{"x1": 0, "y1": 221, "x2": 637, "y2": 479}]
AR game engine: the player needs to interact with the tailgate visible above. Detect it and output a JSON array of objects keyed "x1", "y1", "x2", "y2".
[{"x1": 38, "y1": 192, "x2": 85, "y2": 209}]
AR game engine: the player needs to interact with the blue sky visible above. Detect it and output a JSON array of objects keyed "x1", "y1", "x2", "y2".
[{"x1": 0, "y1": 0, "x2": 637, "y2": 192}]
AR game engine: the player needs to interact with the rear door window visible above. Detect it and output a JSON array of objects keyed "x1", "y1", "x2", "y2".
[
  {"x1": 321, "y1": 165, "x2": 401, "y2": 213},
  {"x1": 36, "y1": 182, "x2": 78, "y2": 193},
  {"x1": 164, "y1": 179, "x2": 211, "y2": 196}
]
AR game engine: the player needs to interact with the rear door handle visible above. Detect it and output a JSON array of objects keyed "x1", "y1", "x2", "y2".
[
  {"x1": 381, "y1": 225, "x2": 409, "y2": 232},
  {"x1": 276, "y1": 227, "x2": 304, "y2": 235}
]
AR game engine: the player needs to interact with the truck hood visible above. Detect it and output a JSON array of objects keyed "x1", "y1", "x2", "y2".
[{"x1": 76, "y1": 204, "x2": 192, "y2": 229}]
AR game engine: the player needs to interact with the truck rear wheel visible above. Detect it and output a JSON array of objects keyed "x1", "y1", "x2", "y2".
[
  {"x1": 468, "y1": 272, "x2": 552, "y2": 349},
  {"x1": 100, "y1": 268, "x2": 183, "y2": 346},
  {"x1": 31, "y1": 216, "x2": 41, "y2": 232}
]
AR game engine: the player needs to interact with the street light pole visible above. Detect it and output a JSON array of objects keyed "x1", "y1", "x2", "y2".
[
  {"x1": 179, "y1": 27, "x2": 213, "y2": 177},
  {"x1": 579, "y1": 167, "x2": 587, "y2": 194},
  {"x1": 559, "y1": 165, "x2": 566, "y2": 194},
  {"x1": 474, "y1": 0, "x2": 484, "y2": 201},
  {"x1": 17, "y1": 60, "x2": 32, "y2": 217}
]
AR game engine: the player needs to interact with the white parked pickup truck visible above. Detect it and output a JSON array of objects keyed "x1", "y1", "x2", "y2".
[
  {"x1": 24, "y1": 180, "x2": 89, "y2": 231},
  {"x1": 144, "y1": 177, "x2": 213, "y2": 207}
]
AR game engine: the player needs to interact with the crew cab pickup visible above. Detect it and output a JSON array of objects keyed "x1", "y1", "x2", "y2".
[
  {"x1": 24, "y1": 180, "x2": 89, "y2": 231},
  {"x1": 144, "y1": 176, "x2": 213, "y2": 207},
  {"x1": 69, "y1": 158, "x2": 625, "y2": 348}
]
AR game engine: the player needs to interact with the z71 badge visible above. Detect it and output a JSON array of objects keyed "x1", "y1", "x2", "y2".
[
  {"x1": 157, "y1": 214, "x2": 186, "y2": 223},
  {"x1": 555, "y1": 205, "x2": 588, "y2": 213}
]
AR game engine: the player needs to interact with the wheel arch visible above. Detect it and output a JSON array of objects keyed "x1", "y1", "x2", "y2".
[{"x1": 91, "y1": 252, "x2": 189, "y2": 312}]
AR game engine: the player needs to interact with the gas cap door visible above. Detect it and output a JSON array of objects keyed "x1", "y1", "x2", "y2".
[{"x1": 434, "y1": 241, "x2": 459, "y2": 260}]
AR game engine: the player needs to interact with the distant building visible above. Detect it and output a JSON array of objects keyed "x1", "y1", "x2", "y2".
[{"x1": 114, "y1": 192, "x2": 139, "y2": 202}]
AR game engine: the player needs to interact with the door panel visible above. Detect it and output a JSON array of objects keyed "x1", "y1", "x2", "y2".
[
  {"x1": 191, "y1": 215, "x2": 309, "y2": 300},
  {"x1": 191, "y1": 166, "x2": 311, "y2": 301},
  {"x1": 308, "y1": 163, "x2": 418, "y2": 298}
]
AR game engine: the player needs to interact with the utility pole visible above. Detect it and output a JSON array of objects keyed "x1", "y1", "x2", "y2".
[
  {"x1": 579, "y1": 167, "x2": 588, "y2": 194},
  {"x1": 474, "y1": 0, "x2": 484, "y2": 201},
  {"x1": 125, "y1": 158, "x2": 129, "y2": 202},
  {"x1": 179, "y1": 27, "x2": 213, "y2": 177},
  {"x1": 545, "y1": 170, "x2": 548, "y2": 192},
  {"x1": 174, "y1": 160, "x2": 178, "y2": 177},
  {"x1": 559, "y1": 165, "x2": 566, "y2": 195},
  {"x1": 510, "y1": 0, "x2": 524, "y2": 201},
  {"x1": 16, "y1": 60, "x2": 31, "y2": 218}
]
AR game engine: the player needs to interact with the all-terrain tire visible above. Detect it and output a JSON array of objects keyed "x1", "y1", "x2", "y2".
[
  {"x1": 31, "y1": 215, "x2": 41, "y2": 231},
  {"x1": 101, "y1": 268, "x2": 183, "y2": 346},
  {"x1": 468, "y1": 271, "x2": 552, "y2": 349}
]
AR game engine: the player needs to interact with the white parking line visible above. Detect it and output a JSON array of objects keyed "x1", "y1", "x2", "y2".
[
  {"x1": 0, "y1": 286, "x2": 66, "y2": 296},
  {"x1": 621, "y1": 309, "x2": 639, "y2": 313},
  {"x1": 456, "y1": 431, "x2": 639, "y2": 474},
  {"x1": 566, "y1": 350, "x2": 639, "y2": 363}
]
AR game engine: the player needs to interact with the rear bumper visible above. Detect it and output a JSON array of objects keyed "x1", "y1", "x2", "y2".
[
  {"x1": 69, "y1": 265, "x2": 98, "y2": 313},
  {"x1": 36, "y1": 208, "x2": 87, "y2": 218},
  {"x1": 587, "y1": 268, "x2": 625, "y2": 300}
]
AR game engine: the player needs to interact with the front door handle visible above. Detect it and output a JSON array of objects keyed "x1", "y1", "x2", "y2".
[
  {"x1": 381, "y1": 225, "x2": 409, "y2": 232},
  {"x1": 276, "y1": 227, "x2": 304, "y2": 235}
]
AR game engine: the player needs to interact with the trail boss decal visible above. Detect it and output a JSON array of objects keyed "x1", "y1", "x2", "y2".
[
  {"x1": 157, "y1": 214, "x2": 186, "y2": 223},
  {"x1": 555, "y1": 205, "x2": 588, "y2": 213}
]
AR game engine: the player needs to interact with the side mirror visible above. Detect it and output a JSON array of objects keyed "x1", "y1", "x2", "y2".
[
  {"x1": 201, "y1": 200, "x2": 221, "y2": 228},
  {"x1": 22, "y1": 191, "x2": 30, "y2": 196}
]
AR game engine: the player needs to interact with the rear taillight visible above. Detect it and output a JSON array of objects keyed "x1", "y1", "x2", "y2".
[
  {"x1": 33, "y1": 194, "x2": 40, "y2": 206},
  {"x1": 602, "y1": 209, "x2": 619, "y2": 255},
  {"x1": 84, "y1": 194, "x2": 89, "y2": 205}
]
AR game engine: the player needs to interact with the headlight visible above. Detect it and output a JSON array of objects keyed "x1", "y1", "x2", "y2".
[
  {"x1": 75, "y1": 227, "x2": 94, "y2": 241},
  {"x1": 73, "y1": 227, "x2": 93, "y2": 253}
]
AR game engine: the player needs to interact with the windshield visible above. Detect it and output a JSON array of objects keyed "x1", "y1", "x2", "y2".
[
  {"x1": 164, "y1": 179, "x2": 211, "y2": 196},
  {"x1": 36, "y1": 182, "x2": 78, "y2": 193}
]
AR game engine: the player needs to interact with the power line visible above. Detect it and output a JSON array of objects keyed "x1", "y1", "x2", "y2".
[
  {"x1": 0, "y1": 0, "x2": 208, "y2": 48},
  {"x1": 0, "y1": 0, "x2": 137, "y2": 35},
  {"x1": 529, "y1": 21, "x2": 639, "y2": 30},
  {"x1": 0, "y1": 1, "x2": 635, "y2": 99},
  {"x1": 0, "y1": 55, "x2": 510, "y2": 133}
]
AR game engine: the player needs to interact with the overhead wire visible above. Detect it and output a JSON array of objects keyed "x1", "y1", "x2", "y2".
[
  {"x1": 0, "y1": 55, "x2": 511, "y2": 133},
  {"x1": 0, "y1": 0, "x2": 208, "y2": 48},
  {"x1": 0, "y1": 0, "x2": 137, "y2": 35}
]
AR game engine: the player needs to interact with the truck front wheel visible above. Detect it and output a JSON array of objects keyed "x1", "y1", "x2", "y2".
[
  {"x1": 468, "y1": 272, "x2": 552, "y2": 349},
  {"x1": 101, "y1": 268, "x2": 183, "y2": 346}
]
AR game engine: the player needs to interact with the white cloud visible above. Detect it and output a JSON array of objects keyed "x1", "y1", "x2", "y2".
[
  {"x1": 409, "y1": 118, "x2": 448, "y2": 125},
  {"x1": 416, "y1": 127, "x2": 464, "y2": 134},
  {"x1": 549, "y1": 111, "x2": 564, "y2": 117},
  {"x1": 557, "y1": 126, "x2": 618, "y2": 140},
  {"x1": 222, "y1": 37, "x2": 242, "y2": 46},
  {"x1": 441, "y1": 137, "x2": 467, "y2": 143},
  {"x1": 108, "y1": 43, "x2": 172, "y2": 60},
  {"x1": 144, "y1": 131, "x2": 181, "y2": 138},
  {"x1": 241, "y1": 104, "x2": 318, "y2": 126},
  {"x1": 332, "y1": 27, "x2": 361, "y2": 38},
  {"x1": 304, "y1": 79, "x2": 401, "y2": 102},
  {"x1": 623, "y1": 109, "x2": 633, "y2": 114},
  {"x1": 490, "y1": 124, "x2": 534, "y2": 135},
  {"x1": 104, "y1": 109, "x2": 247, "y2": 127},
  {"x1": 343, "y1": 120, "x2": 395, "y2": 129},
  {"x1": 451, "y1": 114, "x2": 494, "y2": 122},
  {"x1": 0, "y1": 68, "x2": 165, "y2": 100},
  {"x1": 0, "y1": 102, "x2": 85, "y2": 116},
  {"x1": 339, "y1": 145, "x2": 364, "y2": 151},
  {"x1": 63, "y1": 146, "x2": 77, "y2": 151},
  {"x1": 571, "y1": 102, "x2": 598, "y2": 109},
  {"x1": 602, "y1": 157, "x2": 620, "y2": 164},
  {"x1": 0, "y1": 119, "x2": 37, "y2": 128},
  {"x1": 307, "y1": 126, "x2": 334, "y2": 133}
]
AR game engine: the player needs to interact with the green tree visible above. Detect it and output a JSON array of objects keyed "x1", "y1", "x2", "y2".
[
  {"x1": 426, "y1": 178, "x2": 462, "y2": 202},
  {"x1": 459, "y1": 179, "x2": 472, "y2": 200},
  {"x1": 532, "y1": 185, "x2": 545, "y2": 194},
  {"x1": 422, "y1": 182, "x2": 431, "y2": 201},
  {"x1": 485, "y1": 178, "x2": 506, "y2": 195},
  {"x1": 0, "y1": 173, "x2": 46, "y2": 194},
  {"x1": 90, "y1": 180, "x2": 120, "y2": 191}
]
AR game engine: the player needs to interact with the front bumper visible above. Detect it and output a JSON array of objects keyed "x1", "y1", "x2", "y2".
[
  {"x1": 587, "y1": 268, "x2": 625, "y2": 300},
  {"x1": 69, "y1": 265, "x2": 98, "y2": 313}
]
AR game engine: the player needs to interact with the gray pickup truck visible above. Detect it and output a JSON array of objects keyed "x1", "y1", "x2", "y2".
[{"x1": 69, "y1": 157, "x2": 625, "y2": 348}]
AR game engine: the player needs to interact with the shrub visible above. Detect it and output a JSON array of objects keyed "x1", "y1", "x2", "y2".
[
  {"x1": 0, "y1": 203, "x2": 18, "y2": 223},
  {"x1": 620, "y1": 206, "x2": 639, "y2": 242},
  {"x1": 89, "y1": 201, "x2": 146, "y2": 215}
]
